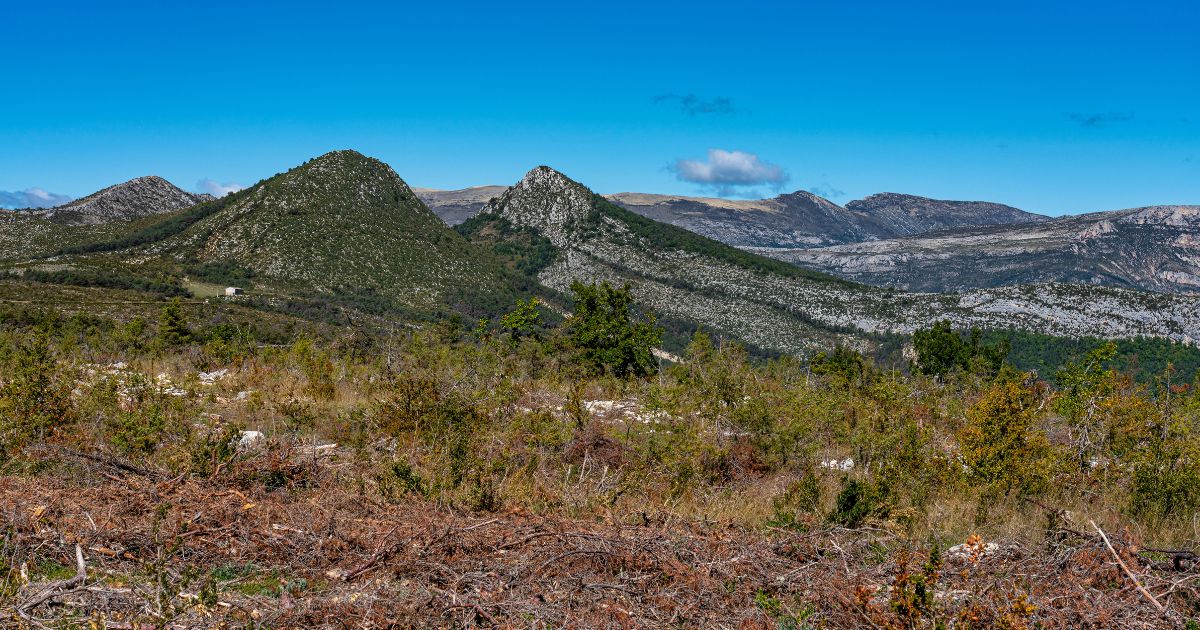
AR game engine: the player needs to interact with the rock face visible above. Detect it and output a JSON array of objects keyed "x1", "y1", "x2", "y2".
[
  {"x1": 467, "y1": 167, "x2": 1200, "y2": 354},
  {"x1": 484, "y1": 166, "x2": 599, "y2": 246},
  {"x1": 42, "y1": 176, "x2": 207, "y2": 225},
  {"x1": 414, "y1": 186, "x2": 505, "y2": 225},
  {"x1": 765, "y1": 205, "x2": 1200, "y2": 294},
  {"x1": 844, "y1": 193, "x2": 1047, "y2": 236}
]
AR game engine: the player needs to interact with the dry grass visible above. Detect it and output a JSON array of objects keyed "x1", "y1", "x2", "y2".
[{"x1": 2, "y1": 442, "x2": 1196, "y2": 629}]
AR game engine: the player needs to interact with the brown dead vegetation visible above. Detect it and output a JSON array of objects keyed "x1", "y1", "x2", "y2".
[{"x1": 3, "y1": 445, "x2": 1196, "y2": 629}]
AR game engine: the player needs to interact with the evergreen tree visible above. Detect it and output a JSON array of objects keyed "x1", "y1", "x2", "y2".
[
  {"x1": 913, "y1": 320, "x2": 1008, "y2": 378},
  {"x1": 157, "y1": 298, "x2": 191, "y2": 346}
]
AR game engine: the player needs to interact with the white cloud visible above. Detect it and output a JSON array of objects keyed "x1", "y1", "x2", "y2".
[
  {"x1": 197, "y1": 178, "x2": 245, "y2": 197},
  {"x1": 0, "y1": 187, "x2": 73, "y2": 209},
  {"x1": 671, "y1": 149, "x2": 789, "y2": 197},
  {"x1": 654, "y1": 93, "x2": 736, "y2": 116}
]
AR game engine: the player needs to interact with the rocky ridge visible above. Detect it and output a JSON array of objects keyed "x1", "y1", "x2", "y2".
[
  {"x1": 767, "y1": 205, "x2": 1200, "y2": 294},
  {"x1": 471, "y1": 167, "x2": 1200, "y2": 354},
  {"x1": 414, "y1": 186, "x2": 506, "y2": 225},
  {"x1": 42, "y1": 176, "x2": 208, "y2": 225}
]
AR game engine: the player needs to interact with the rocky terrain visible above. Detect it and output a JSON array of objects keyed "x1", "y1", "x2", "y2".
[
  {"x1": 39, "y1": 175, "x2": 209, "y2": 225},
  {"x1": 767, "y1": 205, "x2": 1200, "y2": 294},
  {"x1": 844, "y1": 192, "x2": 1047, "y2": 235},
  {"x1": 466, "y1": 166, "x2": 1200, "y2": 353},
  {"x1": 414, "y1": 185, "x2": 505, "y2": 225},
  {"x1": 427, "y1": 186, "x2": 1049, "y2": 250}
]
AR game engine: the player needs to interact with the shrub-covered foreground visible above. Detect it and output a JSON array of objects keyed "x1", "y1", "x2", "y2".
[{"x1": 1, "y1": 291, "x2": 1199, "y2": 628}]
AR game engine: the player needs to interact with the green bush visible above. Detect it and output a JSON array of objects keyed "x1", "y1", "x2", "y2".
[
  {"x1": 959, "y1": 379, "x2": 1055, "y2": 495},
  {"x1": 830, "y1": 478, "x2": 890, "y2": 527},
  {"x1": 566, "y1": 281, "x2": 662, "y2": 378},
  {"x1": 0, "y1": 333, "x2": 72, "y2": 457}
]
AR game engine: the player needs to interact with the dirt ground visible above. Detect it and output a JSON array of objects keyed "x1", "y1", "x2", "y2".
[{"x1": 2, "y1": 449, "x2": 1196, "y2": 629}]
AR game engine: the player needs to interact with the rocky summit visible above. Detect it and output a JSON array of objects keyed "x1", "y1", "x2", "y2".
[{"x1": 41, "y1": 175, "x2": 207, "y2": 225}]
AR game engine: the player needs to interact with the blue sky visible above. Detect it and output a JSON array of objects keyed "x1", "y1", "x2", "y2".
[{"x1": 2, "y1": 0, "x2": 1197, "y2": 215}]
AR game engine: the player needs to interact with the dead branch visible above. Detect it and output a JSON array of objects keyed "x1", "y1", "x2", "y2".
[
  {"x1": 1091, "y1": 520, "x2": 1164, "y2": 613},
  {"x1": 17, "y1": 544, "x2": 87, "y2": 617}
]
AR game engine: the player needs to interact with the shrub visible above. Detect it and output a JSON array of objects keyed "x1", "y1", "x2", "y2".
[
  {"x1": 0, "y1": 333, "x2": 72, "y2": 457},
  {"x1": 959, "y1": 378, "x2": 1055, "y2": 495},
  {"x1": 566, "y1": 281, "x2": 662, "y2": 378},
  {"x1": 108, "y1": 406, "x2": 168, "y2": 456},
  {"x1": 830, "y1": 478, "x2": 890, "y2": 527}
]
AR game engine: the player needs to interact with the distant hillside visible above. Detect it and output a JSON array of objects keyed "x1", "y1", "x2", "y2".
[
  {"x1": 0, "y1": 176, "x2": 211, "y2": 262},
  {"x1": 605, "y1": 190, "x2": 887, "y2": 247},
  {"x1": 43, "y1": 176, "x2": 208, "y2": 225},
  {"x1": 607, "y1": 190, "x2": 1046, "y2": 248},
  {"x1": 845, "y1": 193, "x2": 1047, "y2": 235},
  {"x1": 430, "y1": 187, "x2": 1046, "y2": 248},
  {"x1": 461, "y1": 166, "x2": 1200, "y2": 355},
  {"x1": 415, "y1": 186, "x2": 505, "y2": 225},
  {"x1": 30, "y1": 151, "x2": 518, "y2": 317},
  {"x1": 766, "y1": 205, "x2": 1200, "y2": 294},
  {"x1": 147, "y1": 151, "x2": 519, "y2": 312}
]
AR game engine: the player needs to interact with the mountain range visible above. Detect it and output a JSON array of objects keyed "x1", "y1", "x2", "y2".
[
  {"x1": 760, "y1": 205, "x2": 1200, "y2": 294},
  {"x1": 418, "y1": 188, "x2": 1047, "y2": 248},
  {"x1": 4, "y1": 150, "x2": 1199, "y2": 358},
  {"x1": 460, "y1": 166, "x2": 1200, "y2": 352},
  {"x1": 420, "y1": 185, "x2": 1200, "y2": 296}
]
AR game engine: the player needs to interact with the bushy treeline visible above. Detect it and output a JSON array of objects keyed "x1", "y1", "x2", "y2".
[
  {"x1": 2, "y1": 286, "x2": 1199, "y2": 552},
  {"x1": 987, "y1": 328, "x2": 1200, "y2": 385},
  {"x1": 183, "y1": 260, "x2": 257, "y2": 287},
  {"x1": 22, "y1": 268, "x2": 189, "y2": 297}
]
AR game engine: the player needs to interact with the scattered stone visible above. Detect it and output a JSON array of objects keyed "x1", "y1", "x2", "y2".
[
  {"x1": 199, "y1": 368, "x2": 230, "y2": 384},
  {"x1": 819, "y1": 458, "x2": 855, "y2": 471},
  {"x1": 237, "y1": 430, "x2": 264, "y2": 448}
]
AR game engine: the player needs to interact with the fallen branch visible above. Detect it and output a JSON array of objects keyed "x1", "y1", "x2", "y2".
[
  {"x1": 341, "y1": 525, "x2": 407, "y2": 581},
  {"x1": 1091, "y1": 520, "x2": 1164, "y2": 613},
  {"x1": 442, "y1": 602, "x2": 500, "y2": 626},
  {"x1": 44, "y1": 445, "x2": 160, "y2": 479},
  {"x1": 18, "y1": 544, "x2": 87, "y2": 617}
]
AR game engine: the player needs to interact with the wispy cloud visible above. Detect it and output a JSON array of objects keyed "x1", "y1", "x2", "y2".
[
  {"x1": 654, "y1": 93, "x2": 736, "y2": 116},
  {"x1": 1067, "y1": 112, "x2": 1134, "y2": 128},
  {"x1": 671, "y1": 149, "x2": 788, "y2": 197},
  {"x1": 197, "y1": 178, "x2": 245, "y2": 197},
  {"x1": 0, "y1": 187, "x2": 72, "y2": 209},
  {"x1": 805, "y1": 183, "x2": 846, "y2": 200}
]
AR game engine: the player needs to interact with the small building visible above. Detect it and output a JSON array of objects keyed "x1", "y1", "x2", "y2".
[{"x1": 224, "y1": 287, "x2": 244, "y2": 297}]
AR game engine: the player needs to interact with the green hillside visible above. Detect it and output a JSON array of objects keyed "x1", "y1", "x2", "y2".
[{"x1": 22, "y1": 151, "x2": 524, "y2": 319}]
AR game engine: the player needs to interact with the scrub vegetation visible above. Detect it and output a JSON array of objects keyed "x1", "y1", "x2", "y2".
[{"x1": 2, "y1": 283, "x2": 1198, "y2": 627}]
